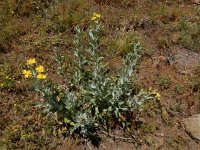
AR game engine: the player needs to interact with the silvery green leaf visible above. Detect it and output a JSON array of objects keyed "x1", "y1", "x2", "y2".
[
  {"x1": 119, "y1": 77, "x2": 125, "y2": 85},
  {"x1": 108, "y1": 106, "x2": 112, "y2": 112},
  {"x1": 90, "y1": 83, "x2": 96, "y2": 89},
  {"x1": 95, "y1": 107, "x2": 99, "y2": 115},
  {"x1": 32, "y1": 102, "x2": 44, "y2": 107},
  {"x1": 120, "y1": 107, "x2": 128, "y2": 111},
  {"x1": 74, "y1": 51, "x2": 79, "y2": 57},
  {"x1": 127, "y1": 68, "x2": 133, "y2": 76},
  {"x1": 89, "y1": 30, "x2": 94, "y2": 40},
  {"x1": 114, "y1": 109, "x2": 118, "y2": 117},
  {"x1": 118, "y1": 101, "x2": 124, "y2": 105}
]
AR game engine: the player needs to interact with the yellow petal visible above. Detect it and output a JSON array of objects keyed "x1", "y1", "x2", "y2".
[
  {"x1": 27, "y1": 58, "x2": 36, "y2": 65},
  {"x1": 35, "y1": 65, "x2": 44, "y2": 73}
]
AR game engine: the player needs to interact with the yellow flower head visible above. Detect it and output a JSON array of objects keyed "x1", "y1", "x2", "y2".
[
  {"x1": 27, "y1": 58, "x2": 36, "y2": 65},
  {"x1": 0, "y1": 83, "x2": 4, "y2": 87},
  {"x1": 155, "y1": 92, "x2": 161, "y2": 100},
  {"x1": 35, "y1": 65, "x2": 44, "y2": 73},
  {"x1": 91, "y1": 13, "x2": 101, "y2": 21},
  {"x1": 22, "y1": 70, "x2": 32, "y2": 78},
  {"x1": 37, "y1": 73, "x2": 46, "y2": 80}
]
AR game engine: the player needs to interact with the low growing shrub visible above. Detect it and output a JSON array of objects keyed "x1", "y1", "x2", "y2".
[{"x1": 22, "y1": 13, "x2": 159, "y2": 139}]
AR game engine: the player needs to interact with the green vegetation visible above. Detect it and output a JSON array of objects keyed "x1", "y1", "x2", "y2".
[
  {"x1": 177, "y1": 19, "x2": 200, "y2": 52},
  {"x1": 0, "y1": 0, "x2": 199, "y2": 149},
  {"x1": 159, "y1": 76, "x2": 171, "y2": 90},
  {"x1": 22, "y1": 18, "x2": 158, "y2": 140}
]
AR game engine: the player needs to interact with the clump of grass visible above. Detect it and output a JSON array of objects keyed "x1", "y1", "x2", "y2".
[
  {"x1": 0, "y1": 62, "x2": 15, "y2": 89},
  {"x1": 177, "y1": 19, "x2": 200, "y2": 52},
  {"x1": 159, "y1": 76, "x2": 171, "y2": 90},
  {"x1": 174, "y1": 84, "x2": 183, "y2": 95},
  {"x1": 148, "y1": 3, "x2": 181, "y2": 24},
  {"x1": 156, "y1": 35, "x2": 171, "y2": 49},
  {"x1": 106, "y1": 33, "x2": 140, "y2": 56},
  {"x1": 141, "y1": 124, "x2": 157, "y2": 134},
  {"x1": 44, "y1": 0, "x2": 88, "y2": 34},
  {"x1": 167, "y1": 138, "x2": 183, "y2": 150}
]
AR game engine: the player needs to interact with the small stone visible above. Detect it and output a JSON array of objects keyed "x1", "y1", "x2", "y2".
[
  {"x1": 183, "y1": 114, "x2": 200, "y2": 140},
  {"x1": 155, "y1": 132, "x2": 165, "y2": 137}
]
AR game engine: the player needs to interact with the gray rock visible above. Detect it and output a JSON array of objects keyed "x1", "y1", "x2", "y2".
[{"x1": 183, "y1": 114, "x2": 200, "y2": 140}]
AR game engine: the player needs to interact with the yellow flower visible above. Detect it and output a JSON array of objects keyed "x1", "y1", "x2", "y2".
[
  {"x1": 0, "y1": 83, "x2": 4, "y2": 87},
  {"x1": 155, "y1": 92, "x2": 161, "y2": 100},
  {"x1": 35, "y1": 65, "x2": 44, "y2": 73},
  {"x1": 91, "y1": 13, "x2": 101, "y2": 21},
  {"x1": 22, "y1": 70, "x2": 32, "y2": 78},
  {"x1": 37, "y1": 73, "x2": 46, "y2": 80},
  {"x1": 27, "y1": 58, "x2": 36, "y2": 65}
]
